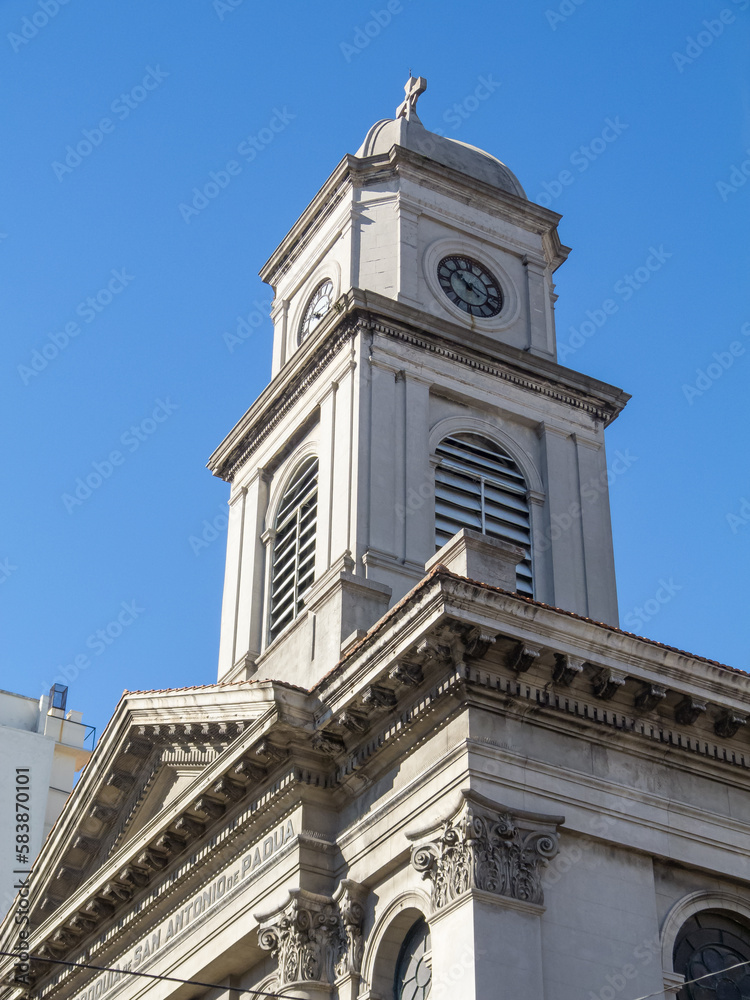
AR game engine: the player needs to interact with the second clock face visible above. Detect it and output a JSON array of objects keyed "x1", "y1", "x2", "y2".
[
  {"x1": 299, "y1": 279, "x2": 334, "y2": 342},
  {"x1": 437, "y1": 255, "x2": 503, "y2": 318}
]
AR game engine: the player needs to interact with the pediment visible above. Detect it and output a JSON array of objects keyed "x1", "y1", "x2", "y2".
[{"x1": 28, "y1": 683, "x2": 294, "y2": 928}]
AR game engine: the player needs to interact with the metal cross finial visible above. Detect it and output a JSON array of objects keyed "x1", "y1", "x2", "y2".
[{"x1": 396, "y1": 75, "x2": 427, "y2": 122}]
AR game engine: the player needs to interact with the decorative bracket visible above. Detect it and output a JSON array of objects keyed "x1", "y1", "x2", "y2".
[
  {"x1": 714, "y1": 710, "x2": 747, "y2": 739},
  {"x1": 591, "y1": 668, "x2": 626, "y2": 701},
  {"x1": 675, "y1": 697, "x2": 707, "y2": 726},
  {"x1": 634, "y1": 683, "x2": 667, "y2": 713},
  {"x1": 552, "y1": 653, "x2": 584, "y2": 687},
  {"x1": 508, "y1": 641, "x2": 543, "y2": 674}
]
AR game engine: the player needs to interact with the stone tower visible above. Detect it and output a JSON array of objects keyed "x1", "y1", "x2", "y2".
[
  {"x1": 5, "y1": 80, "x2": 750, "y2": 1000},
  {"x1": 210, "y1": 76, "x2": 629, "y2": 689}
]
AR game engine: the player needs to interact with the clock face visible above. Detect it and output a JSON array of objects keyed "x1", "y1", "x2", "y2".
[
  {"x1": 437, "y1": 255, "x2": 503, "y2": 318},
  {"x1": 299, "y1": 279, "x2": 334, "y2": 342}
]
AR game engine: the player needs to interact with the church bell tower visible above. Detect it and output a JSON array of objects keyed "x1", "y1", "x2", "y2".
[
  {"x1": 209, "y1": 77, "x2": 629, "y2": 688},
  {"x1": 12, "y1": 78, "x2": 750, "y2": 1000}
]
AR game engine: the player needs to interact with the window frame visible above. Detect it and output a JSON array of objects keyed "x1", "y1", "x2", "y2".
[
  {"x1": 266, "y1": 455, "x2": 319, "y2": 645},
  {"x1": 433, "y1": 431, "x2": 534, "y2": 595}
]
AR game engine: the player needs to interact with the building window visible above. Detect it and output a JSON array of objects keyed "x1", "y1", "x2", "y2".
[
  {"x1": 394, "y1": 918, "x2": 431, "y2": 1000},
  {"x1": 674, "y1": 912, "x2": 750, "y2": 1000},
  {"x1": 269, "y1": 456, "x2": 318, "y2": 642},
  {"x1": 434, "y1": 432, "x2": 533, "y2": 595}
]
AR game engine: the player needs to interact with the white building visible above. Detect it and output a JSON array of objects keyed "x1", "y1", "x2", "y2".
[
  {"x1": 2, "y1": 78, "x2": 749, "y2": 1000},
  {"x1": 0, "y1": 685, "x2": 90, "y2": 920}
]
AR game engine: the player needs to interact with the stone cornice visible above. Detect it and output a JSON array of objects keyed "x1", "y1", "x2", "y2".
[
  {"x1": 207, "y1": 315, "x2": 359, "y2": 482},
  {"x1": 258, "y1": 145, "x2": 569, "y2": 289},
  {"x1": 208, "y1": 290, "x2": 629, "y2": 482},
  {"x1": 6, "y1": 571, "x2": 750, "y2": 996}
]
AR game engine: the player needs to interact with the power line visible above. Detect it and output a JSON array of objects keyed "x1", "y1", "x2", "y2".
[
  {"x1": 2, "y1": 949, "x2": 750, "y2": 1000},
  {"x1": 0, "y1": 952, "x2": 303, "y2": 1000},
  {"x1": 621, "y1": 958, "x2": 750, "y2": 1000}
]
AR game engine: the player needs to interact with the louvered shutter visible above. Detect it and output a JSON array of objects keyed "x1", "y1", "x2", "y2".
[
  {"x1": 434, "y1": 433, "x2": 533, "y2": 595},
  {"x1": 269, "y1": 457, "x2": 318, "y2": 641}
]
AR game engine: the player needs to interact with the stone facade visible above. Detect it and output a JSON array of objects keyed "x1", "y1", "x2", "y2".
[{"x1": 2, "y1": 82, "x2": 750, "y2": 1000}]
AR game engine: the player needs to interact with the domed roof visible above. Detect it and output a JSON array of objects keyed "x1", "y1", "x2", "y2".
[{"x1": 355, "y1": 116, "x2": 526, "y2": 199}]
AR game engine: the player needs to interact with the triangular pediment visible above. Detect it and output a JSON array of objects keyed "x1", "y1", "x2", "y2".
[{"x1": 24, "y1": 681, "x2": 296, "y2": 929}]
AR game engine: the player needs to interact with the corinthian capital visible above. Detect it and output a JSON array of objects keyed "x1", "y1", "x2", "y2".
[
  {"x1": 407, "y1": 789, "x2": 563, "y2": 910},
  {"x1": 255, "y1": 883, "x2": 366, "y2": 986}
]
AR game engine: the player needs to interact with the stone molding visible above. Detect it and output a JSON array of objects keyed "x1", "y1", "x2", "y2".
[
  {"x1": 256, "y1": 883, "x2": 367, "y2": 986},
  {"x1": 408, "y1": 789, "x2": 563, "y2": 910}
]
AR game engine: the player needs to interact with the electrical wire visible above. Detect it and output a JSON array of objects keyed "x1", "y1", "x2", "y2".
[
  {"x1": 0, "y1": 952, "x2": 302, "y2": 1000},
  {"x1": 2, "y1": 949, "x2": 750, "y2": 1000},
  {"x1": 629, "y1": 958, "x2": 750, "y2": 1000}
]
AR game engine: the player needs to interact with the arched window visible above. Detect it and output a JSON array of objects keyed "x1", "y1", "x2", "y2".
[
  {"x1": 674, "y1": 912, "x2": 750, "y2": 1000},
  {"x1": 434, "y1": 432, "x2": 533, "y2": 595},
  {"x1": 394, "y1": 918, "x2": 431, "y2": 1000},
  {"x1": 269, "y1": 456, "x2": 318, "y2": 642}
]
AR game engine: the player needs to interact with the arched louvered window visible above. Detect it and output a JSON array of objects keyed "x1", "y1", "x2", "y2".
[
  {"x1": 269, "y1": 456, "x2": 318, "y2": 642},
  {"x1": 434, "y1": 433, "x2": 533, "y2": 595}
]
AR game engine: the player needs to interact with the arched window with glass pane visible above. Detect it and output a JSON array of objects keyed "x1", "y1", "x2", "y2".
[
  {"x1": 394, "y1": 918, "x2": 431, "y2": 1000},
  {"x1": 434, "y1": 432, "x2": 533, "y2": 595},
  {"x1": 674, "y1": 912, "x2": 750, "y2": 1000},
  {"x1": 268, "y1": 456, "x2": 318, "y2": 642}
]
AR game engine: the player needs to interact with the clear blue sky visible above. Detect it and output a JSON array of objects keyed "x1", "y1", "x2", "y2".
[{"x1": 2, "y1": 0, "x2": 749, "y2": 742}]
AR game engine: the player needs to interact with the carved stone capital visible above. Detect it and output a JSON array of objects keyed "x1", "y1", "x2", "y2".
[
  {"x1": 256, "y1": 884, "x2": 367, "y2": 986},
  {"x1": 407, "y1": 789, "x2": 563, "y2": 911},
  {"x1": 333, "y1": 880, "x2": 368, "y2": 978}
]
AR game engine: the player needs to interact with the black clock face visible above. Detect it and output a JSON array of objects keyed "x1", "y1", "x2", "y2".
[
  {"x1": 299, "y1": 279, "x2": 334, "y2": 341},
  {"x1": 437, "y1": 255, "x2": 503, "y2": 318}
]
